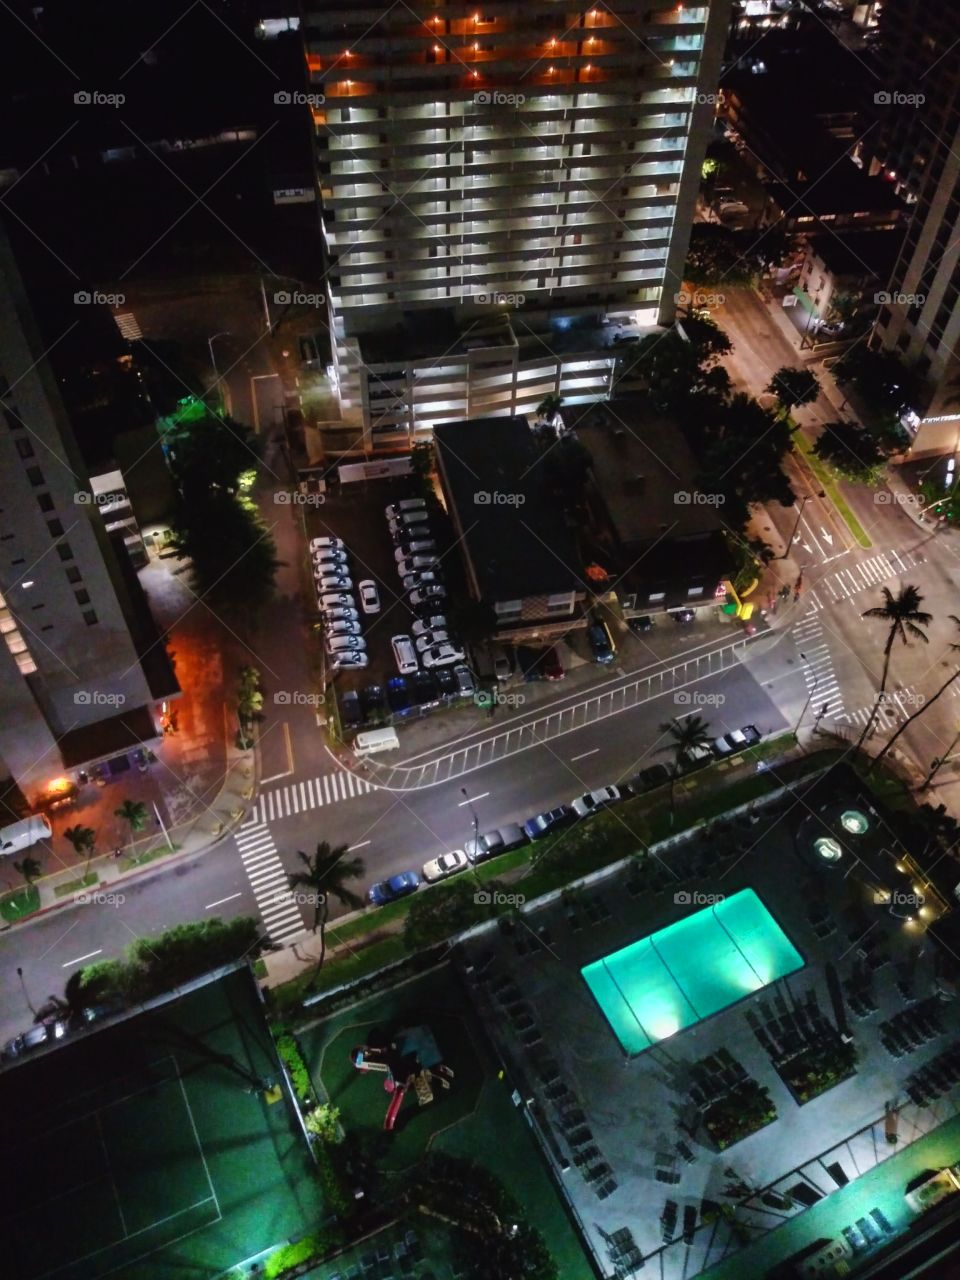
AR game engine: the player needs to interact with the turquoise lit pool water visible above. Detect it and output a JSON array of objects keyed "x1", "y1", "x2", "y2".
[{"x1": 581, "y1": 888, "x2": 804, "y2": 1055}]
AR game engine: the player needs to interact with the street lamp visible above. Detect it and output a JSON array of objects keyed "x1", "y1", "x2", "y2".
[
  {"x1": 794, "y1": 652, "x2": 820, "y2": 737},
  {"x1": 17, "y1": 966, "x2": 36, "y2": 1017},
  {"x1": 207, "y1": 331, "x2": 231, "y2": 409},
  {"x1": 461, "y1": 786, "x2": 479, "y2": 850},
  {"x1": 781, "y1": 489, "x2": 826, "y2": 559}
]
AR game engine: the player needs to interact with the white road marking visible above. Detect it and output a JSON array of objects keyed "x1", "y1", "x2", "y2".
[
  {"x1": 458, "y1": 791, "x2": 490, "y2": 805},
  {"x1": 570, "y1": 748, "x2": 600, "y2": 761},
  {"x1": 205, "y1": 893, "x2": 242, "y2": 910},
  {"x1": 62, "y1": 949, "x2": 102, "y2": 968}
]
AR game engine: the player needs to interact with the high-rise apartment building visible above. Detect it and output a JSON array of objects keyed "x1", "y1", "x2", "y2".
[
  {"x1": 866, "y1": 0, "x2": 960, "y2": 456},
  {"x1": 0, "y1": 226, "x2": 177, "y2": 803},
  {"x1": 301, "y1": 0, "x2": 732, "y2": 445}
]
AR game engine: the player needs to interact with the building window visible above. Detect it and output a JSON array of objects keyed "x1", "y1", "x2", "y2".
[
  {"x1": 74, "y1": 588, "x2": 90, "y2": 605},
  {"x1": 82, "y1": 609, "x2": 98, "y2": 626},
  {"x1": 47, "y1": 519, "x2": 64, "y2": 538},
  {"x1": 25, "y1": 465, "x2": 45, "y2": 486},
  {"x1": 687, "y1": 586, "x2": 704, "y2": 597},
  {"x1": 36, "y1": 493, "x2": 54, "y2": 513},
  {"x1": 494, "y1": 599, "x2": 522, "y2": 619},
  {"x1": 545, "y1": 593, "x2": 573, "y2": 614},
  {"x1": 648, "y1": 591, "x2": 665, "y2": 603},
  {"x1": 15, "y1": 438, "x2": 34, "y2": 459},
  {"x1": 56, "y1": 541, "x2": 74, "y2": 561},
  {"x1": 3, "y1": 408, "x2": 22, "y2": 430},
  {"x1": 65, "y1": 566, "x2": 82, "y2": 584}
]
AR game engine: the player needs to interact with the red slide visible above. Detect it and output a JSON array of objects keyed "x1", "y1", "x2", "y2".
[{"x1": 383, "y1": 1084, "x2": 406, "y2": 1131}]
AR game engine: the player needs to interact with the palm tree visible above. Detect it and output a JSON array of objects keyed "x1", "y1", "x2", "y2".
[
  {"x1": 288, "y1": 841, "x2": 366, "y2": 971},
  {"x1": 13, "y1": 854, "x2": 42, "y2": 887},
  {"x1": 871, "y1": 614, "x2": 960, "y2": 769},
  {"x1": 857, "y1": 586, "x2": 932, "y2": 749},
  {"x1": 64, "y1": 823, "x2": 97, "y2": 874},
  {"x1": 658, "y1": 715, "x2": 712, "y2": 818},
  {"x1": 114, "y1": 799, "x2": 148, "y2": 841}
]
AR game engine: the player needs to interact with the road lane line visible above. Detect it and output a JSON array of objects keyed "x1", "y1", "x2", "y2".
[
  {"x1": 458, "y1": 791, "x2": 490, "y2": 805},
  {"x1": 570, "y1": 748, "x2": 600, "y2": 761},
  {"x1": 350, "y1": 840, "x2": 371, "y2": 850},
  {"x1": 205, "y1": 893, "x2": 242, "y2": 910},
  {"x1": 62, "y1": 949, "x2": 102, "y2": 968}
]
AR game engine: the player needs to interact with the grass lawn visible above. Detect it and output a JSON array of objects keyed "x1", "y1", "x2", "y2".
[
  {"x1": 0, "y1": 883, "x2": 40, "y2": 922},
  {"x1": 54, "y1": 870, "x2": 98, "y2": 899},
  {"x1": 302, "y1": 967, "x2": 593, "y2": 1279}
]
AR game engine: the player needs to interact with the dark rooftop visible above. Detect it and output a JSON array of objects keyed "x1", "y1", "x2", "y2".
[
  {"x1": 434, "y1": 417, "x2": 583, "y2": 600},
  {"x1": 806, "y1": 229, "x2": 904, "y2": 280},
  {"x1": 765, "y1": 169, "x2": 906, "y2": 219},
  {"x1": 357, "y1": 309, "x2": 516, "y2": 364}
]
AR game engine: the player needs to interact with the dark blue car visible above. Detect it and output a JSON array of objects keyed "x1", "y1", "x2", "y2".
[
  {"x1": 523, "y1": 805, "x2": 576, "y2": 841},
  {"x1": 368, "y1": 871, "x2": 420, "y2": 906}
]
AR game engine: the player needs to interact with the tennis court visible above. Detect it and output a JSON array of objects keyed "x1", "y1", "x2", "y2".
[{"x1": 0, "y1": 967, "x2": 323, "y2": 1280}]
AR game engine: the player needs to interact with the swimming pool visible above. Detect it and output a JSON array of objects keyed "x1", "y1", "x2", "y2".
[{"x1": 581, "y1": 888, "x2": 804, "y2": 1055}]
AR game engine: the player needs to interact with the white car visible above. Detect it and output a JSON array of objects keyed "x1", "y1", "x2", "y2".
[
  {"x1": 395, "y1": 540, "x2": 437, "y2": 561},
  {"x1": 322, "y1": 605, "x2": 359, "y2": 624},
  {"x1": 310, "y1": 536, "x2": 345, "y2": 553},
  {"x1": 422, "y1": 848, "x2": 469, "y2": 883},
  {"x1": 327, "y1": 634, "x2": 367, "y2": 654},
  {"x1": 391, "y1": 634, "x2": 419, "y2": 675},
  {"x1": 314, "y1": 549, "x2": 348, "y2": 570},
  {"x1": 397, "y1": 556, "x2": 439, "y2": 578},
  {"x1": 326, "y1": 619, "x2": 362, "y2": 637},
  {"x1": 571, "y1": 786, "x2": 622, "y2": 818},
  {"x1": 402, "y1": 570, "x2": 441, "y2": 592},
  {"x1": 421, "y1": 643, "x2": 465, "y2": 669},
  {"x1": 412, "y1": 615, "x2": 447, "y2": 636},
  {"x1": 331, "y1": 650, "x2": 369, "y2": 670},
  {"x1": 358, "y1": 580, "x2": 381, "y2": 614},
  {"x1": 410, "y1": 585, "x2": 447, "y2": 607},
  {"x1": 416, "y1": 630, "x2": 449, "y2": 653},
  {"x1": 318, "y1": 573, "x2": 353, "y2": 592},
  {"x1": 320, "y1": 591, "x2": 354, "y2": 610}
]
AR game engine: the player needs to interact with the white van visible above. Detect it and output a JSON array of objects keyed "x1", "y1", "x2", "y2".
[
  {"x1": 0, "y1": 814, "x2": 52, "y2": 856},
  {"x1": 353, "y1": 727, "x2": 401, "y2": 757}
]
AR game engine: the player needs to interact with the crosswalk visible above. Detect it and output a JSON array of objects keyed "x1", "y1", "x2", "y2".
[
  {"x1": 243, "y1": 769, "x2": 376, "y2": 828},
  {"x1": 234, "y1": 822, "x2": 305, "y2": 943},
  {"x1": 804, "y1": 548, "x2": 919, "y2": 614},
  {"x1": 113, "y1": 312, "x2": 143, "y2": 340},
  {"x1": 792, "y1": 612, "x2": 848, "y2": 722},
  {"x1": 846, "y1": 685, "x2": 922, "y2": 731}
]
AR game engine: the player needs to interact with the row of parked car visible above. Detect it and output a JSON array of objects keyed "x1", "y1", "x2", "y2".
[
  {"x1": 384, "y1": 498, "x2": 467, "y2": 673},
  {"x1": 311, "y1": 536, "x2": 382, "y2": 671},
  {"x1": 1, "y1": 994, "x2": 124, "y2": 1064},
  {"x1": 366, "y1": 724, "x2": 763, "y2": 904},
  {"x1": 340, "y1": 665, "x2": 477, "y2": 728}
]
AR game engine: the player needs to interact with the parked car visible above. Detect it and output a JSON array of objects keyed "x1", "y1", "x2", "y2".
[
  {"x1": 422, "y1": 848, "x2": 469, "y2": 883},
  {"x1": 628, "y1": 615, "x2": 654, "y2": 634},
  {"x1": 368, "y1": 871, "x2": 420, "y2": 906},
  {"x1": 391, "y1": 634, "x2": 419, "y2": 675},
  {"x1": 321, "y1": 591, "x2": 355, "y2": 611},
  {"x1": 327, "y1": 634, "x2": 366, "y2": 654},
  {"x1": 411, "y1": 670, "x2": 441, "y2": 708},
  {"x1": 410, "y1": 584, "x2": 447, "y2": 607},
  {"x1": 413, "y1": 614, "x2": 447, "y2": 636},
  {"x1": 415, "y1": 630, "x2": 449, "y2": 653},
  {"x1": 539, "y1": 647, "x2": 564, "y2": 681},
  {"x1": 395, "y1": 540, "x2": 437, "y2": 560},
  {"x1": 571, "y1": 785, "x2": 622, "y2": 818},
  {"x1": 322, "y1": 605, "x2": 359, "y2": 624},
  {"x1": 310, "y1": 536, "x2": 345, "y2": 554},
  {"x1": 672, "y1": 608, "x2": 696, "y2": 625},
  {"x1": 340, "y1": 690, "x2": 362, "y2": 728},
  {"x1": 492, "y1": 646, "x2": 512, "y2": 681},
  {"x1": 389, "y1": 513, "x2": 430, "y2": 539},
  {"x1": 326, "y1": 619, "x2": 362, "y2": 637},
  {"x1": 713, "y1": 725, "x2": 761, "y2": 756},
  {"x1": 587, "y1": 617, "x2": 616, "y2": 664},
  {"x1": 523, "y1": 805, "x2": 576, "y2": 840},
  {"x1": 385, "y1": 498, "x2": 426, "y2": 521},
  {"x1": 359, "y1": 684, "x2": 385, "y2": 717},
  {"x1": 422, "y1": 643, "x2": 465, "y2": 668},
  {"x1": 682, "y1": 741, "x2": 713, "y2": 769},
  {"x1": 331, "y1": 651, "x2": 369, "y2": 670},
  {"x1": 397, "y1": 555, "x2": 439, "y2": 578},
  {"x1": 433, "y1": 666, "x2": 457, "y2": 698},
  {"x1": 81, "y1": 995, "x2": 126, "y2": 1024},
  {"x1": 386, "y1": 676, "x2": 412, "y2": 715},
  {"x1": 358, "y1": 580, "x2": 381, "y2": 614},
  {"x1": 1, "y1": 1019, "x2": 68, "y2": 1061},
  {"x1": 627, "y1": 763, "x2": 670, "y2": 795},
  {"x1": 313, "y1": 549, "x2": 348, "y2": 570},
  {"x1": 318, "y1": 572, "x2": 354, "y2": 593},
  {"x1": 402, "y1": 569, "x2": 442, "y2": 592},
  {"x1": 453, "y1": 664, "x2": 476, "y2": 699},
  {"x1": 465, "y1": 823, "x2": 528, "y2": 864}
]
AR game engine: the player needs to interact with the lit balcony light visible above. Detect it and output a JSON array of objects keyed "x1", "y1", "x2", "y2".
[
  {"x1": 472, "y1": 41, "x2": 479, "y2": 50},
  {"x1": 434, "y1": 43, "x2": 441, "y2": 51},
  {"x1": 548, "y1": 65, "x2": 555, "y2": 73},
  {"x1": 584, "y1": 63, "x2": 593, "y2": 71},
  {"x1": 471, "y1": 69, "x2": 479, "y2": 77},
  {"x1": 587, "y1": 35, "x2": 596, "y2": 43},
  {"x1": 344, "y1": 49, "x2": 352, "y2": 57},
  {"x1": 549, "y1": 37, "x2": 557, "y2": 46}
]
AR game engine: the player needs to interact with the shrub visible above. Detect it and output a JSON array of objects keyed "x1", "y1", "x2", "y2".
[
  {"x1": 263, "y1": 1226, "x2": 344, "y2": 1280},
  {"x1": 274, "y1": 1029, "x2": 318, "y2": 1107},
  {"x1": 316, "y1": 1141, "x2": 353, "y2": 1218},
  {"x1": 305, "y1": 1102, "x2": 341, "y2": 1143},
  {"x1": 125, "y1": 917, "x2": 260, "y2": 1000}
]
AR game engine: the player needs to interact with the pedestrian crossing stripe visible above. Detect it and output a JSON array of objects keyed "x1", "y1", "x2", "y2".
[
  {"x1": 234, "y1": 822, "x2": 304, "y2": 943},
  {"x1": 804, "y1": 550, "x2": 918, "y2": 612},
  {"x1": 793, "y1": 612, "x2": 847, "y2": 721},
  {"x1": 113, "y1": 312, "x2": 143, "y2": 340},
  {"x1": 245, "y1": 769, "x2": 376, "y2": 827},
  {"x1": 846, "y1": 687, "x2": 921, "y2": 730}
]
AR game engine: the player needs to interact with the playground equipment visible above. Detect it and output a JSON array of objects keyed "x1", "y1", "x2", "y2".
[{"x1": 351, "y1": 1025, "x2": 454, "y2": 1131}]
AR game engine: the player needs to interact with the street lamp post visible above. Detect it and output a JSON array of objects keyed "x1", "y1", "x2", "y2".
[
  {"x1": 461, "y1": 786, "x2": 479, "y2": 849},
  {"x1": 794, "y1": 652, "x2": 819, "y2": 737},
  {"x1": 781, "y1": 489, "x2": 826, "y2": 560},
  {"x1": 207, "y1": 331, "x2": 231, "y2": 410},
  {"x1": 17, "y1": 966, "x2": 36, "y2": 1017}
]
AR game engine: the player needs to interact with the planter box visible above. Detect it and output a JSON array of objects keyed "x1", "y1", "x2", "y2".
[{"x1": 776, "y1": 1043, "x2": 858, "y2": 1106}]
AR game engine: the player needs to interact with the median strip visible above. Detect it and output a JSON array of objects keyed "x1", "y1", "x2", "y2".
[{"x1": 793, "y1": 429, "x2": 872, "y2": 549}]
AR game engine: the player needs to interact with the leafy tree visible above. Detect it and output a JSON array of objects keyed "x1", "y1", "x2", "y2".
[
  {"x1": 305, "y1": 1102, "x2": 342, "y2": 1144},
  {"x1": 834, "y1": 346, "x2": 920, "y2": 418},
  {"x1": 658, "y1": 715, "x2": 712, "y2": 815},
  {"x1": 919, "y1": 477, "x2": 960, "y2": 525},
  {"x1": 236, "y1": 665, "x2": 263, "y2": 749},
  {"x1": 171, "y1": 491, "x2": 280, "y2": 629},
  {"x1": 537, "y1": 392, "x2": 563, "y2": 421},
  {"x1": 288, "y1": 841, "x2": 365, "y2": 969},
  {"x1": 403, "y1": 878, "x2": 489, "y2": 951},
  {"x1": 857, "y1": 585, "x2": 932, "y2": 749},
  {"x1": 114, "y1": 799, "x2": 148, "y2": 837},
  {"x1": 813, "y1": 420, "x2": 886, "y2": 483},
  {"x1": 872, "y1": 615, "x2": 960, "y2": 768},
  {"x1": 410, "y1": 440, "x2": 434, "y2": 482},
  {"x1": 160, "y1": 407, "x2": 260, "y2": 503},
  {"x1": 766, "y1": 366, "x2": 821, "y2": 416},
  {"x1": 694, "y1": 392, "x2": 795, "y2": 518},
  {"x1": 621, "y1": 330, "x2": 731, "y2": 414},
  {"x1": 677, "y1": 312, "x2": 733, "y2": 364},
  {"x1": 684, "y1": 223, "x2": 755, "y2": 285},
  {"x1": 13, "y1": 854, "x2": 41, "y2": 887},
  {"x1": 63, "y1": 824, "x2": 96, "y2": 857}
]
